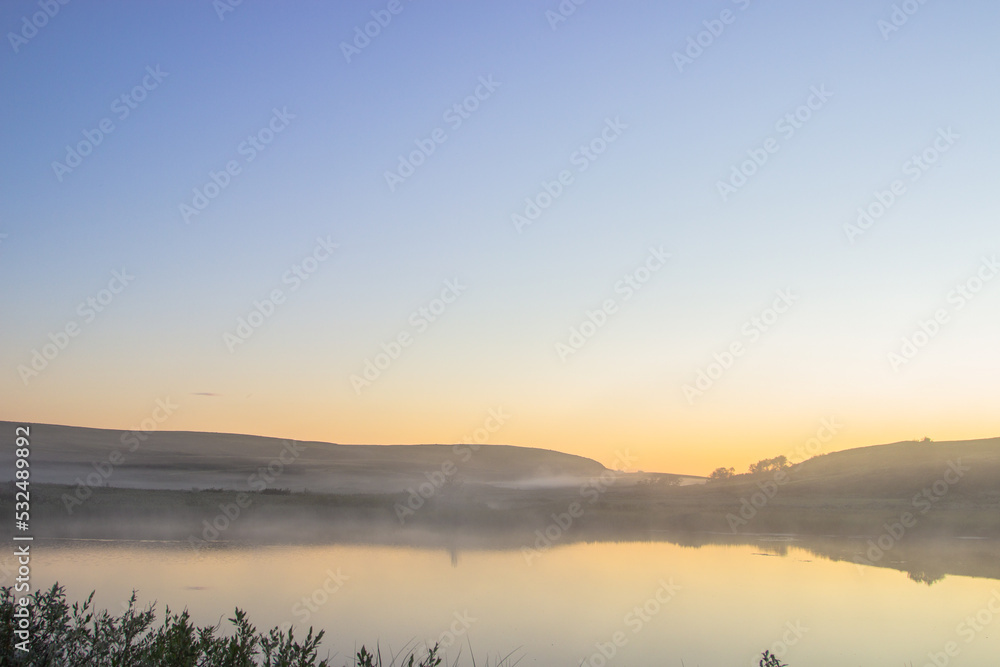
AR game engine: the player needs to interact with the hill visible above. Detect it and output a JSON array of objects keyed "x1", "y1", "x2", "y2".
[
  {"x1": 0, "y1": 421, "x2": 621, "y2": 493},
  {"x1": 1, "y1": 429, "x2": 998, "y2": 582},
  {"x1": 701, "y1": 436, "x2": 1000, "y2": 502}
]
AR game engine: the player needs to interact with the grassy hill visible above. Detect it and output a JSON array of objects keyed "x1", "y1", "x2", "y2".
[
  {"x1": 700, "y1": 436, "x2": 1000, "y2": 501},
  {"x1": 0, "y1": 421, "x2": 622, "y2": 493}
]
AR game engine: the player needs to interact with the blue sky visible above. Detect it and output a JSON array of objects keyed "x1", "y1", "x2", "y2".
[{"x1": 2, "y1": 0, "x2": 998, "y2": 474}]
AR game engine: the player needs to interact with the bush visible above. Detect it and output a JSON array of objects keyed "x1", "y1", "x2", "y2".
[
  {"x1": 759, "y1": 650, "x2": 787, "y2": 667},
  {"x1": 708, "y1": 467, "x2": 735, "y2": 481},
  {"x1": 0, "y1": 584, "x2": 445, "y2": 667},
  {"x1": 2, "y1": 583, "x2": 779, "y2": 666},
  {"x1": 748, "y1": 456, "x2": 788, "y2": 475}
]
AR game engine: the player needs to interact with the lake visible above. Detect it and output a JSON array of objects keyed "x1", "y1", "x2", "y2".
[{"x1": 21, "y1": 536, "x2": 1000, "y2": 666}]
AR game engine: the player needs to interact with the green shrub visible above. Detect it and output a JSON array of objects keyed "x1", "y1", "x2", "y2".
[
  {"x1": 759, "y1": 650, "x2": 787, "y2": 667},
  {"x1": 0, "y1": 584, "x2": 445, "y2": 667},
  {"x1": 3, "y1": 583, "x2": 777, "y2": 666}
]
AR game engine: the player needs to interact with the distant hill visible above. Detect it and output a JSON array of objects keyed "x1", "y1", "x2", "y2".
[
  {"x1": 758, "y1": 437, "x2": 1000, "y2": 500},
  {"x1": 1, "y1": 427, "x2": 998, "y2": 570},
  {"x1": 664, "y1": 436, "x2": 1000, "y2": 539},
  {"x1": 0, "y1": 422, "x2": 614, "y2": 493},
  {"x1": 3, "y1": 422, "x2": 994, "y2": 501}
]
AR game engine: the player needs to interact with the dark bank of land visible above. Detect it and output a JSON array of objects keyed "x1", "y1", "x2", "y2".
[{"x1": 2, "y1": 423, "x2": 998, "y2": 584}]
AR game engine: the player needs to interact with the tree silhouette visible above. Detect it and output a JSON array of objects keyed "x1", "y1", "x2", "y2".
[
  {"x1": 708, "y1": 467, "x2": 735, "y2": 481},
  {"x1": 748, "y1": 455, "x2": 788, "y2": 475}
]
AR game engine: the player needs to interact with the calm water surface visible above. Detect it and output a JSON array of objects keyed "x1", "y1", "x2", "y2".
[{"x1": 26, "y1": 538, "x2": 1000, "y2": 666}]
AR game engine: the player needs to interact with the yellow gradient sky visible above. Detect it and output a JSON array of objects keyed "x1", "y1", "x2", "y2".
[{"x1": 2, "y1": 2, "x2": 998, "y2": 476}]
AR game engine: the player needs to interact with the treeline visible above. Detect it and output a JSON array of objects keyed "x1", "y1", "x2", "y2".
[{"x1": 708, "y1": 455, "x2": 790, "y2": 481}]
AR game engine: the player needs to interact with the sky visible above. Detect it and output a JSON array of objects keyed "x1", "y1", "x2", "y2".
[{"x1": 1, "y1": 0, "x2": 998, "y2": 476}]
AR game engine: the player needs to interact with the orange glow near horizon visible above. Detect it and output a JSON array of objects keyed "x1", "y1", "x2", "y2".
[{"x1": 5, "y1": 386, "x2": 997, "y2": 477}]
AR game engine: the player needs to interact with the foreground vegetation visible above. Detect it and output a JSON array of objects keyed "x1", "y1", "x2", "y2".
[
  {"x1": 1, "y1": 584, "x2": 788, "y2": 666},
  {"x1": 0, "y1": 583, "x2": 468, "y2": 666}
]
